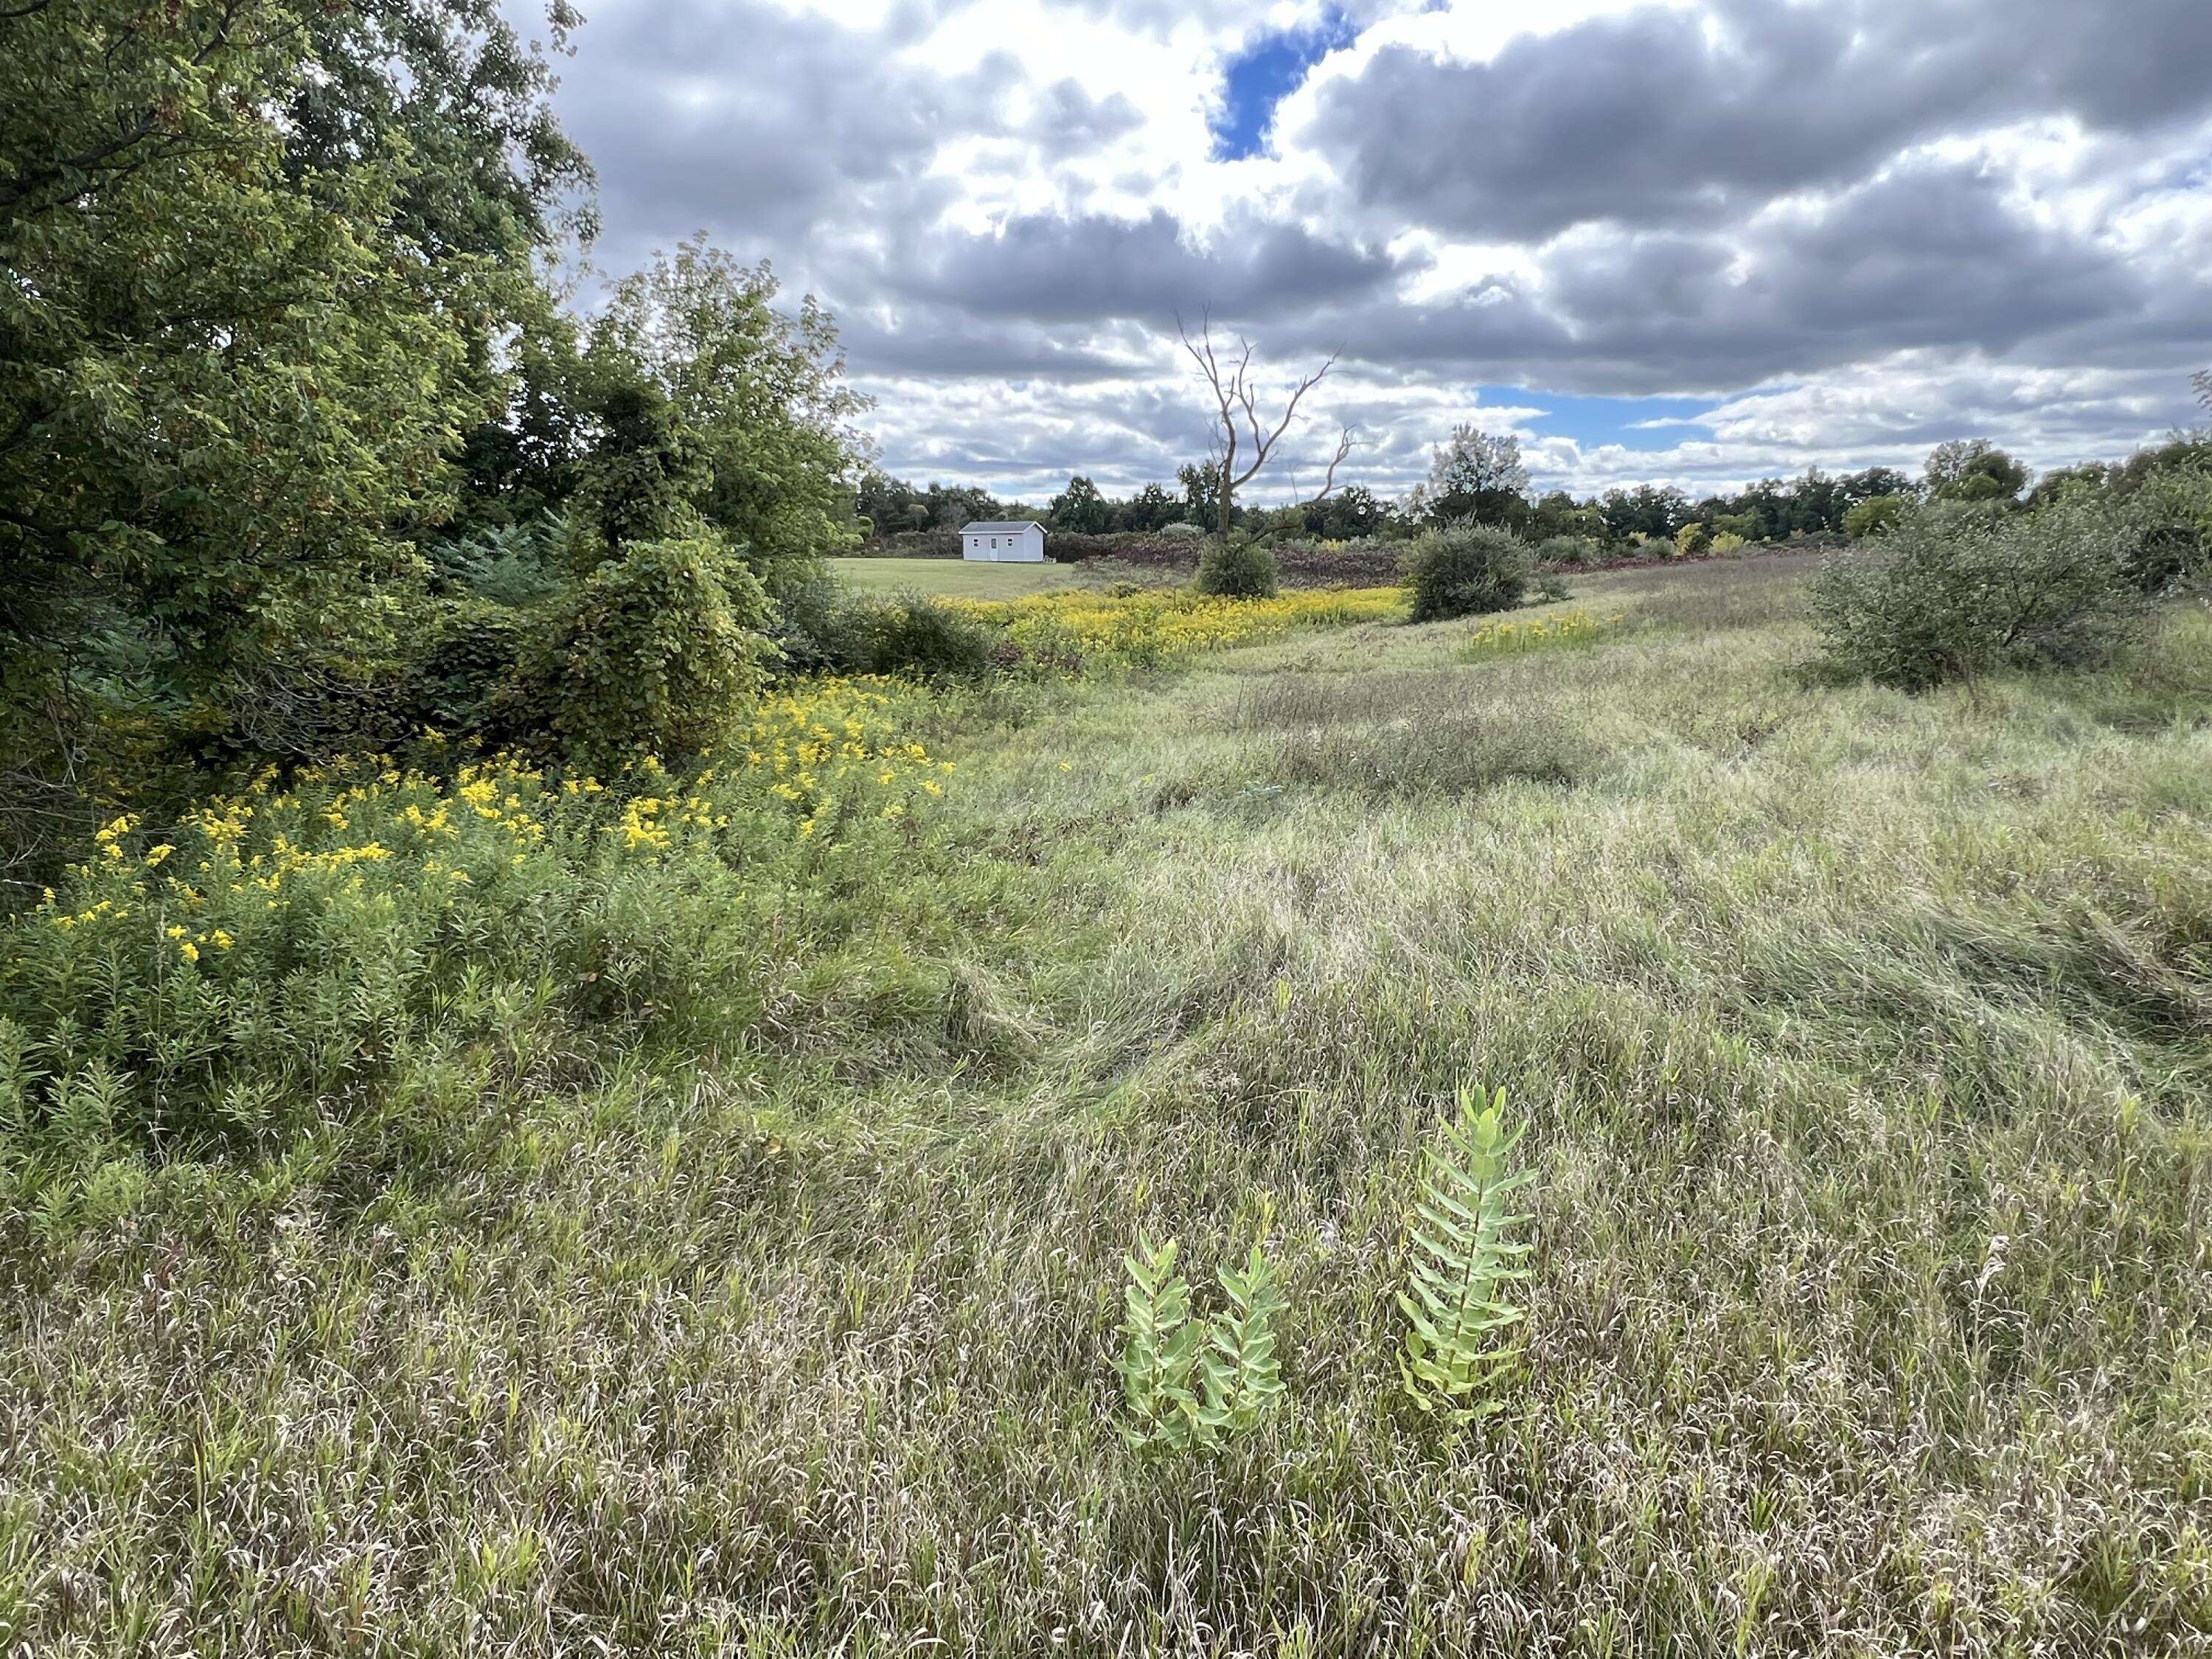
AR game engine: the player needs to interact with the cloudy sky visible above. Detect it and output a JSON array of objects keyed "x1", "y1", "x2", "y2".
[{"x1": 529, "y1": 0, "x2": 2212, "y2": 505}]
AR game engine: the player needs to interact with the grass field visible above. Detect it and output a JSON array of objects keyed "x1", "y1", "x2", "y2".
[
  {"x1": 830, "y1": 554, "x2": 1097, "y2": 597},
  {"x1": 7, "y1": 556, "x2": 2212, "y2": 1652}
]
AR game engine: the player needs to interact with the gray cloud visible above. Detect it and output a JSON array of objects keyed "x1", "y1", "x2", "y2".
[
  {"x1": 1307, "y1": 0, "x2": 2212, "y2": 241},
  {"x1": 888, "y1": 208, "x2": 1405, "y2": 324},
  {"x1": 526, "y1": 0, "x2": 2212, "y2": 501},
  {"x1": 1295, "y1": 161, "x2": 2170, "y2": 394}
]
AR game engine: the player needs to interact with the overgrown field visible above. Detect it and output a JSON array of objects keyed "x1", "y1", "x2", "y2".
[{"x1": 4, "y1": 557, "x2": 2211, "y2": 1654}]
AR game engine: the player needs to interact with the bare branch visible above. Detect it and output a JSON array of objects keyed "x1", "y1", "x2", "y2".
[
  {"x1": 1299, "y1": 425, "x2": 1360, "y2": 507},
  {"x1": 1177, "y1": 312, "x2": 1345, "y2": 533}
]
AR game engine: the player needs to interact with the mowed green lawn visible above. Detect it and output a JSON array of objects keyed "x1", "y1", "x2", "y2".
[
  {"x1": 10, "y1": 554, "x2": 2212, "y2": 1652},
  {"x1": 830, "y1": 554, "x2": 1093, "y2": 597}
]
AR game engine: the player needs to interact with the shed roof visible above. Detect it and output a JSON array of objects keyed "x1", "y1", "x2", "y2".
[{"x1": 961, "y1": 521, "x2": 1046, "y2": 534}]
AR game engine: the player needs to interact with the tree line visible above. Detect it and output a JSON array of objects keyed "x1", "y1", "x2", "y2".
[{"x1": 863, "y1": 427, "x2": 2209, "y2": 550}]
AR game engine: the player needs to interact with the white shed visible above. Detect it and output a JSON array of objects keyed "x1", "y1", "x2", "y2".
[{"x1": 961, "y1": 521, "x2": 1047, "y2": 563}]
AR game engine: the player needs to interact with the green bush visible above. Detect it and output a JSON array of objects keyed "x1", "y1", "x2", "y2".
[
  {"x1": 1810, "y1": 499, "x2": 2143, "y2": 691},
  {"x1": 1533, "y1": 534, "x2": 1599, "y2": 567},
  {"x1": 414, "y1": 602, "x2": 535, "y2": 740},
  {"x1": 0, "y1": 678, "x2": 951, "y2": 1158},
  {"x1": 850, "y1": 596, "x2": 999, "y2": 682},
  {"x1": 1406, "y1": 524, "x2": 1532, "y2": 622},
  {"x1": 1674, "y1": 521, "x2": 1710, "y2": 557},
  {"x1": 525, "y1": 535, "x2": 772, "y2": 773},
  {"x1": 1194, "y1": 537, "x2": 1280, "y2": 599},
  {"x1": 1844, "y1": 495, "x2": 1910, "y2": 539},
  {"x1": 2115, "y1": 465, "x2": 2212, "y2": 594}
]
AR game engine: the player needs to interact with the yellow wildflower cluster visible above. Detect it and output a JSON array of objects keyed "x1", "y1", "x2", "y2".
[
  {"x1": 15, "y1": 678, "x2": 947, "y2": 970},
  {"x1": 1463, "y1": 609, "x2": 1627, "y2": 661},
  {"x1": 736, "y1": 677, "x2": 953, "y2": 826},
  {"x1": 942, "y1": 586, "x2": 1405, "y2": 669}
]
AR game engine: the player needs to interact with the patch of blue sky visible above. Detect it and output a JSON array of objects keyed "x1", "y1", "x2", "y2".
[
  {"x1": 1209, "y1": 8, "x2": 1359, "y2": 161},
  {"x1": 1489, "y1": 387, "x2": 1719, "y2": 451}
]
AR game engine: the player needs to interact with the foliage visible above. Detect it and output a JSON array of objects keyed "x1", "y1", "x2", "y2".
[
  {"x1": 1422, "y1": 425, "x2": 1531, "y2": 527},
  {"x1": 2112, "y1": 464, "x2": 2212, "y2": 593},
  {"x1": 1598, "y1": 483, "x2": 1693, "y2": 542},
  {"x1": 1844, "y1": 495, "x2": 1910, "y2": 538},
  {"x1": 0, "y1": 679, "x2": 950, "y2": 1154},
  {"x1": 1926, "y1": 439, "x2": 2028, "y2": 504},
  {"x1": 1119, "y1": 1235, "x2": 1287, "y2": 1451},
  {"x1": 1119, "y1": 1234, "x2": 1203, "y2": 1450},
  {"x1": 1398, "y1": 1087, "x2": 1534, "y2": 1423},
  {"x1": 525, "y1": 538, "x2": 773, "y2": 773},
  {"x1": 0, "y1": 1, "x2": 591, "y2": 859},
  {"x1": 856, "y1": 472, "x2": 1029, "y2": 538},
  {"x1": 1534, "y1": 534, "x2": 1601, "y2": 567},
  {"x1": 414, "y1": 602, "x2": 536, "y2": 739},
  {"x1": 1674, "y1": 521, "x2": 1710, "y2": 556},
  {"x1": 1809, "y1": 498, "x2": 2144, "y2": 690},
  {"x1": 574, "y1": 381, "x2": 712, "y2": 558},
  {"x1": 1406, "y1": 524, "x2": 1534, "y2": 622},
  {"x1": 1048, "y1": 476, "x2": 1113, "y2": 534},
  {"x1": 587, "y1": 237, "x2": 869, "y2": 574},
  {"x1": 1178, "y1": 461, "x2": 1228, "y2": 534},
  {"x1": 849, "y1": 597, "x2": 1000, "y2": 683},
  {"x1": 1194, "y1": 538, "x2": 1282, "y2": 600},
  {"x1": 1709, "y1": 531, "x2": 1747, "y2": 554},
  {"x1": 1464, "y1": 610, "x2": 1625, "y2": 661}
]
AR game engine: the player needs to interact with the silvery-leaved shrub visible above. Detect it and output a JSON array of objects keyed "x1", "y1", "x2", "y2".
[{"x1": 1809, "y1": 498, "x2": 2143, "y2": 692}]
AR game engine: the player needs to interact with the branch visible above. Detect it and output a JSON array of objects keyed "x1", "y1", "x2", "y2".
[
  {"x1": 1298, "y1": 425, "x2": 1360, "y2": 507},
  {"x1": 1229, "y1": 352, "x2": 1335, "y2": 490}
]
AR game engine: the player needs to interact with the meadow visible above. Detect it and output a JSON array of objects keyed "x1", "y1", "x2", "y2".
[
  {"x1": 4, "y1": 555, "x2": 2211, "y2": 1653},
  {"x1": 828, "y1": 555, "x2": 1099, "y2": 597}
]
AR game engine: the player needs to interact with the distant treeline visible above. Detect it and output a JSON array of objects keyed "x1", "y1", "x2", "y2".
[{"x1": 858, "y1": 431, "x2": 2212, "y2": 552}]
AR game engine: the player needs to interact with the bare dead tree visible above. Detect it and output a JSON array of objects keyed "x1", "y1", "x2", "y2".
[{"x1": 1178, "y1": 312, "x2": 1355, "y2": 537}]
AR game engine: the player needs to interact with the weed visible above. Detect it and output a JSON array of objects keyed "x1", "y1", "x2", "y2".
[{"x1": 1397, "y1": 1085, "x2": 1533, "y2": 1424}]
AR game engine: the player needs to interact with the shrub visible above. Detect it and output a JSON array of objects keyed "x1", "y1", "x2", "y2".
[
  {"x1": 1709, "y1": 531, "x2": 1747, "y2": 554},
  {"x1": 756, "y1": 560, "x2": 858, "y2": 674},
  {"x1": 525, "y1": 535, "x2": 773, "y2": 773},
  {"x1": 1809, "y1": 499, "x2": 2143, "y2": 691},
  {"x1": 1844, "y1": 495, "x2": 1910, "y2": 539},
  {"x1": 0, "y1": 681, "x2": 953, "y2": 1155},
  {"x1": 849, "y1": 595, "x2": 998, "y2": 682},
  {"x1": 1675, "y1": 521, "x2": 1710, "y2": 556},
  {"x1": 1405, "y1": 524, "x2": 1532, "y2": 622},
  {"x1": 1194, "y1": 537, "x2": 1280, "y2": 599},
  {"x1": 414, "y1": 601, "x2": 535, "y2": 740},
  {"x1": 1156, "y1": 521, "x2": 1205, "y2": 541},
  {"x1": 2115, "y1": 465, "x2": 2212, "y2": 594},
  {"x1": 1534, "y1": 534, "x2": 1598, "y2": 567}
]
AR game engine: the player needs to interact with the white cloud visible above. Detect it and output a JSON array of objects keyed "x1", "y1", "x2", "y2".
[{"x1": 532, "y1": 0, "x2": 2212, "y2": 501}]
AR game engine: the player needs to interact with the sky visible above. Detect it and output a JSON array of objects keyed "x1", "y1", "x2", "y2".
[{"x1": 522, "y1": 0, "x2": 2212, "y2": 505}]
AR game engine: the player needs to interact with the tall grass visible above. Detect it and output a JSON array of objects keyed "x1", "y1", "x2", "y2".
[{"x1": 1, "y1": 561, "x2": 2208, "y2": 1652}]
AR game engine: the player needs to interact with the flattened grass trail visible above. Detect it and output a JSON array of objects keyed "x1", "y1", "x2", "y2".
[{"x1": 7, "y1": 555, "x2": 2211, "y2": 1653}]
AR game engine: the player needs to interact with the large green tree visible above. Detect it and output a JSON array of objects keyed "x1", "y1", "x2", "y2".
[
  {"x1": 585, "y1": 237, "x2": 869, "y2": 575},
  {"x1": 0, "y1": 0, "x2": 583, "y2": 868}
]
